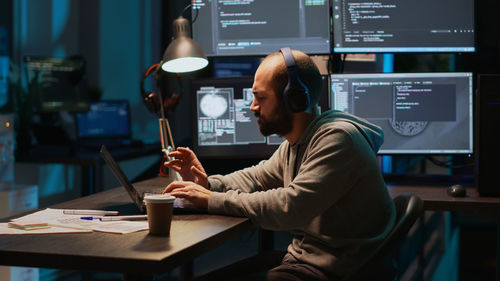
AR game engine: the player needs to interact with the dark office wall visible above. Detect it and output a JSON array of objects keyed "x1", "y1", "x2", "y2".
[
  {"x1": 78, "y1": 0, "x2": 162, "y2": 142},
  {"x1": 10, "y1": 0, "x2": 164, "y2": 206},
  {"x1": 78, "y1": 0, "x2": 100, "y2": 93},
  {"x1": 0, "y1": 1, "x2": 12, "y2": 31},
  {"x1": 0, "y1": 0, "x2": 12, "y2": 113}
]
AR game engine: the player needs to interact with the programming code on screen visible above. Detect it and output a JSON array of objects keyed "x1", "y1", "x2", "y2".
[
  {"x1": 332, "y1": 0, "x2": 475, "y2": 53},
  {"x1": 331, "y1": 73, "x2": 473, "y2": 154},
  {"x1": 193, "y1": 0, "x2": 331, "y2": 56}
]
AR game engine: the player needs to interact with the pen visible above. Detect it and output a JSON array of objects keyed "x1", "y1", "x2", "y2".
[
  {"x1": 63, "y1": 210, "x2": 119, "y2": 216},
  {"x1": 100, "y1": 215, "x2": 148, "y2": 221},
  {"x1": 80, "y1": 216, "x2": 100, "y2": 220}
]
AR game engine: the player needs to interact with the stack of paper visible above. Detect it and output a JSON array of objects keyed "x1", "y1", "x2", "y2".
[
  {"x1": 0, "y1": 208, "x2": 149, "y2": 235},
  {"x1": 7, "y1": 221, "x2": 50, "y2": 230}
]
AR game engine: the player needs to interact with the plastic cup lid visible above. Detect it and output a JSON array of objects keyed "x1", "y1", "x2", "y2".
[{"x1": 144, "y1": 194, "x2": 176, "y2": 203}]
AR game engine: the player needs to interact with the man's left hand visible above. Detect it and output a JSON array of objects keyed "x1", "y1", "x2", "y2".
[{"x1": 163, "y1": 181, "x2": 211, "y2": 209}]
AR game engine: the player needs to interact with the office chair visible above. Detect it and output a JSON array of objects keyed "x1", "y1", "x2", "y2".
[{"x1": 342, "y1": 193, "x2": 424, "y2": 281}]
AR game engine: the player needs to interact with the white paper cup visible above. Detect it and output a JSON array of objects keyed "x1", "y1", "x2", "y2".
[{"x1": 144, "y1": 194, "x2": 175, "y2": 236}]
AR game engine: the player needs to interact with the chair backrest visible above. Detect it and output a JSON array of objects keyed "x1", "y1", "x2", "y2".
[{"x1": 343, "y1": 193, "x2": 424, "y2": 281}]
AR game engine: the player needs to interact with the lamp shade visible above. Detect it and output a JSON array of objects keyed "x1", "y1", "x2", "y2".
[{"x1": 161, "y1": 16, "x2": 208, "y2": 73}]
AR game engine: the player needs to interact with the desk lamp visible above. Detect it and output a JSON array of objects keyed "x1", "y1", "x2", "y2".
[{"x1": 141, "y1": 3, "x2": 207, "y2": 176}]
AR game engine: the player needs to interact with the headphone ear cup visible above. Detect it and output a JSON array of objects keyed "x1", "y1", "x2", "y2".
[
  {"x1": 285, "y1": 87, "x2": 309, "y2": 113},
  {"x1": 280, "y1": 47, "x2": 310, "y2": 113},
  {"x1": 143, "y1": 92, "x2": 160, "y2": 114},
  {"x1": 141, "y1": 63, "x2": 162, "y2": 115}
]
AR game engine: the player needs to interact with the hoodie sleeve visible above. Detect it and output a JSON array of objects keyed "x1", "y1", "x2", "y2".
[
  {"x1": 208, "y1": 121, "x2": 380, "y2": 231},
  {"x1": 207, "y1": 143, "x2": 287, "y2": 193}
]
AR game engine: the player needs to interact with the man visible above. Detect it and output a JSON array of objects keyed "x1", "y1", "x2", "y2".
[{"x1": 164, "y1": 49, "x2": 396, "y2": 281}]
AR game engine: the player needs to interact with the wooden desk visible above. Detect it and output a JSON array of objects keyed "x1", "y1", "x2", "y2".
[
  {"x1": 16, "y1": 143, "x2": 161, "y2": 196},
  {"x1": 388, "y1": 184, "x2": 500, "y2": 213},
  {"x1": 0, "y1": 177, "x2": 255, "y2": 280}
]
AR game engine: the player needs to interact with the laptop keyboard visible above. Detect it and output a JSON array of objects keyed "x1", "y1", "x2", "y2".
[{"x1": 174, "y1": 198, "x2": 197, "y2": 209}]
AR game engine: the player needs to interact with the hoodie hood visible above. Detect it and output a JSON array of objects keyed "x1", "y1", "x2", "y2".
[{"x1": 299, "y1": 110, "x2": 384, "y2": 154}]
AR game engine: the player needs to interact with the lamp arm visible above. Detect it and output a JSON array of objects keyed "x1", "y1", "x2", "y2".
[{"x1": 159, "y1": 117, "x2": 175, "y2": 151}]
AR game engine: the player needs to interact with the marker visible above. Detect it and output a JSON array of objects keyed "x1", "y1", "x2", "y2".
[
  {"x1": 63, "y1": 210, "x2": 119, "y2": 216},
  {"x1": 100, "y1": 215, "x2": 148, "y2": 221}
]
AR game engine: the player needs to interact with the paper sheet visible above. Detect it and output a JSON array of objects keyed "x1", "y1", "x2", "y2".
[
  {"x1": 0, "y1": 223, "x2": 92, "y2": 235},
  {"x1": 6, "y1": 208, "x2": 149, "y2": 234}
]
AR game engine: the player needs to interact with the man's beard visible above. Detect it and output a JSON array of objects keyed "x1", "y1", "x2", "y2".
[{"x1": 254, "y1": 102, "x2": 293, "y2": 137}]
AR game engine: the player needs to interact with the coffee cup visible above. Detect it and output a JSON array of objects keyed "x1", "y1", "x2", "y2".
[{"x1": 144, "y1": 194, "x2": 176, "y2": 236}]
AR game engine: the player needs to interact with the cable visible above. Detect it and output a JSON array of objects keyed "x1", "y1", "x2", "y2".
[
  {"x1": 339, "y1": 53, "x2": 346, "y2": 74},
  {"x1": 179, "y1": 3, "x2": 192, "y2": 17},
  {"x1": 327, "y1": 0, "x2": 334, "y2": 75},
  {"x1": 192, "y1": 3, "x2": 200, "y2": 23},
  {"x1": 179, "y1": 3, "x2": 200, "y2": 23}
]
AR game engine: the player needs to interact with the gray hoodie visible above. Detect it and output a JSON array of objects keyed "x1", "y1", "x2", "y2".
[{"x1": 208, "y1": 110, "x2": 396, "y2": 277}]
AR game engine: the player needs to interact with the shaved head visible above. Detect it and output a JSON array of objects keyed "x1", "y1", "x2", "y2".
[{"x1": 260, "y1": 49, "x2": 322, "y2": 113}]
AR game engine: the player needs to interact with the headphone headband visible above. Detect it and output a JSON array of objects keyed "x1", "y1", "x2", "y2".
[
  {"x1": 279, "y1": 47, "x2": 310, "y2": 113},
  {"x1": 280, "y1": 47, "x2": 299, "y2": 79}
]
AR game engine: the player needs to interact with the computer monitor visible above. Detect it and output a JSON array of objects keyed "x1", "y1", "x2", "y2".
[
  {"x1": 75, "y1": 100, "x2": 131, "y2": 140},
  {"x1": 330, "y1": 72, "x2": 474, "y2": 154},
  {"x1": 191, "y1": 76, "x2": 285, "y2": 158},
  {"x1": 24, "y1": 56, "x2": 89, "y2": 112},
  {"x1": 192, "y1": 0, "x2": 331, "y2": 57},
  {"x1": 332, "y1": 0, "x2": 475, "y2": 53}
]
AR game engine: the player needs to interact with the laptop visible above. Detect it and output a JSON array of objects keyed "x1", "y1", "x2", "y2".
[
  {"x1": 99, "y1": 145, "x2": 206, "y2": 214},
  {"x1": 75, "y1": 100, "x2": 133, "y2": 149}
]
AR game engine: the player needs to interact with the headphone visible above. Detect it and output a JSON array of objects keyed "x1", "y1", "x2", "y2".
[
  {"x1": 140, "y1": 63, "x2": 180, "y2": 116},
  {"x1": 279, "y1": 47, "x2": 310, "y2": 113}
]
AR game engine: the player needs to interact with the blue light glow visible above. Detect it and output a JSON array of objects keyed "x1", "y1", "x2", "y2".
[{"x1": 52, "y1": 0, "x2": 69, "y2": 41}]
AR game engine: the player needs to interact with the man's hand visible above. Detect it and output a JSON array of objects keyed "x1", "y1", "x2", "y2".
[
  {"x1": 163, "y1": 181, "x2": 211, "y2": 209},
  {"x1": 164, "y1": 147, "x2": 208, "y2": 188}
]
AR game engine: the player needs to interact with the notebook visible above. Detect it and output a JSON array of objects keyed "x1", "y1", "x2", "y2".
[
  {"x1": 99, "y1": 145, "x2": 206, "y2": 214},
  {"x1": 75, "y1": 100, "x2": 132, "y2": 149}
]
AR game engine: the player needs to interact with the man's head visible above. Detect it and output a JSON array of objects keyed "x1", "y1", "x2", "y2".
[{"x1": 250, "y1": 49, "x2": 322, "y2": 137}]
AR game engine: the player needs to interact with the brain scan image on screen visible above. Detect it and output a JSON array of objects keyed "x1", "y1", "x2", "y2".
[
  {"x1": 389, "y1": 120, "x2": 428, "y2": 136},
  {"x1": 199, "y1": 93, "x2": 229, "y2": 119}
]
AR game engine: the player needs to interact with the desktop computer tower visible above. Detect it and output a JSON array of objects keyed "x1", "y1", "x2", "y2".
[{"x1": 475, "y1": 74, "x2": 500, "y2": 196}]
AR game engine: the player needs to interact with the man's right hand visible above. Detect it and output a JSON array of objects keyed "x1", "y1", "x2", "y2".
[{"x1": 164, "y1": 147, "x2": 208, "y2": 189}]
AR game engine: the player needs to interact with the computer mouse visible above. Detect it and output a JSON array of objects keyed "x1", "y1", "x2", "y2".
[{"x1": 447, "y1": 184, "x2": 466, "y2": 197}]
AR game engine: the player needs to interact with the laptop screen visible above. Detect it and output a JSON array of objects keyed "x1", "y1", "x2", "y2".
[
  {"x1": 76, "y1": 100, "x2": 131, "y2": 139},
  {"x1": 99, "y1": 145, "x2": 145, "y2": 214}
]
